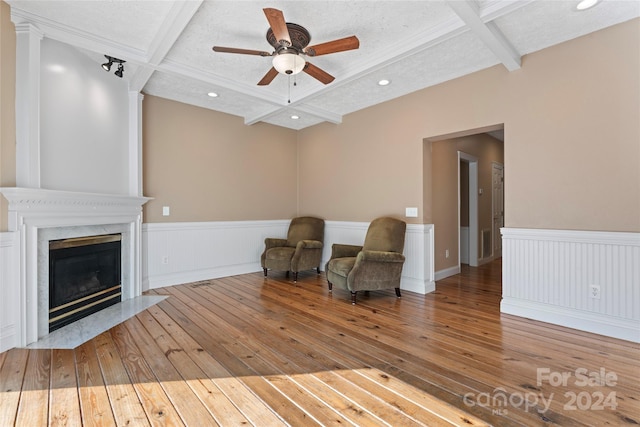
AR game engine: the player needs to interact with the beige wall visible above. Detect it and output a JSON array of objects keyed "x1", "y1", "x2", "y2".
[
  {"x1": 298, "y1": 19, "x2": 640, "y2": 233},
  {"x1": 142, "y1": 95, "x2": 299, "y2": 222},
  {"x1": 0, "y1": 1, "x2": 16, "y2": 232},
  {"x1": 432, "y1": 134, "x2": 504, "y2": 271}
]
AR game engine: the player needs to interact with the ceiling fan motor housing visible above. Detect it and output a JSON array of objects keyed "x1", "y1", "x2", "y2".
[{"x1": 267, "y1": 23, "x2": 311, "y2": 52}]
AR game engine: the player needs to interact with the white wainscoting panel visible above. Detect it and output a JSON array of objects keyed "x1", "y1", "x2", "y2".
[
  {"x1": 143, "y1": 220, "x2": 435, "y2": 294},
  {"x1": 0, "y1": 232, "x2": 19, "y2": 353},
  {"x1": 143, "y1": 220, "x2": 289, "y2": 289},
  {"x1": 501, "y1": 228, "x2": 640, "y2": 342}
]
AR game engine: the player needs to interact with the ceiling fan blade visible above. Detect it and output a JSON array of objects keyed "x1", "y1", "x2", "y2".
[
  {"x1": 212, "y1": 46, "x2": 272, "y2": 56},
  {"x1": 257, "y1": 67, "x2": 279, "y2": 86},
  {"x1": 263, "y1": 8, "x2": 291, "y2": 46},
  {"x1": 303, "y1": 62, "x2": 335, "y2": 85},
  {"x1": 304, "y1": 35, "x2": 360, "y2": 57}
]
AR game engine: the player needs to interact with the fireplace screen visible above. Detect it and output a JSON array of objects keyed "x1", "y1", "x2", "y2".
[{"x1": 49, "y1": 234, "x2": 122, "y2": 332}]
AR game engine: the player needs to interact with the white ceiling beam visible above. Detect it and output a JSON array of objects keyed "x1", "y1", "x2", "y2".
[
  {"x1": 446, "y1": 0, "x2": 521, "y2": 71},
  {"x1": 244, "y1": 102, "x2": 342, "y2": 127},
  {"x1": 129, "y1": 0, "x2": 203, "y2": 92}
]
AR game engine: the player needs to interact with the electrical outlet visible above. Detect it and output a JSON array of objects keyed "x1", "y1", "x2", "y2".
[
  {"x1": 162, "y1": 256, "x2": 169, "y2": 265},
  {"x1": 445, "y1": 249, "x2": 450, "y2": 258},
  {"x1": 589, "y1": 284, "x2": 601, "y2": 299}
]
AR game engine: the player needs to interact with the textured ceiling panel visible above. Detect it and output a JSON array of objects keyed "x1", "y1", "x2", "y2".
[
  {"x1": 10, "y1": 0, "x2": 174, "y2": 51},
  {"x1": 143, "y1": 71, "x2": 279, "y2": 120},
  {"x1": 494, "y1": 0, "x2": 640, "y2": 55},
  {"x1": 307, "y1": 31, "x2": 499, "y2": 115}
]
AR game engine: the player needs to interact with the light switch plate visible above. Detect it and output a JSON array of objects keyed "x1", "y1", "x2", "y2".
[
  {"x1": 405, "y1": 207, "x2": 418, "y2": 217},
  {"x1": 162, "y1": 206, "x2": 170, "y2": 216}
]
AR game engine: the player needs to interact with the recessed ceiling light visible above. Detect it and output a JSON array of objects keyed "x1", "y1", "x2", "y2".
[
  {"x1": 291, "y1": 115, "x2": 300, "y2": 120},
  {"x1": 378, "y1": 79, "x2": 391, "y2": 86},
  {"x1": 207, "y1": 92, "x2": 218, "y2": 97},
  {"x1": 47, "y1": 64, "x2": 65, "y2": 73},
  {"x1": 576, "y1": 0, "x2": 600, "y2": 10}
]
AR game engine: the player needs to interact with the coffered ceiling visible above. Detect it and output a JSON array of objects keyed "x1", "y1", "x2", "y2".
[{"x1": 7, "y1": 0, "x2": 639, "y2": 130}]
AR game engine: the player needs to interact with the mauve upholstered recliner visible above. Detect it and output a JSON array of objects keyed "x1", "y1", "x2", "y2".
[
  {"x1": 261, "y1": 216, "x2": 325, "y2": 282},
  {"x1": 325, "y1": 217, "x2": 406, "y2": 304}
]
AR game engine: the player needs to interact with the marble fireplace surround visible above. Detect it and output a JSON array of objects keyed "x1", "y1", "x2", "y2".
[{"x1": 0, "y1": 187, "x2": 151, "y2": 347}]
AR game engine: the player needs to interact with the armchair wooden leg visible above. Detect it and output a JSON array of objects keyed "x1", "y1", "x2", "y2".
[
  {"x1": 328, "y1": 282, "x2": 332, "y2": 291},
  {"x1": 263, "y1": 268, "x2": 267, "y2": 277},
  {"x1": 293, "y1": 272, "x2": 298, "y2": 282},
  {"x1": 316, "y1": 267, "x2": 321, "y2": 274},
  {"x1": 351, "y1": 292, "x2": 357, "y2": 305},
  {"x1": 285, "y1": 271, "x2": 290, "y2": 278},
  {"x1": 395, "y1": 288, "x2": 401, "y2": 298}
]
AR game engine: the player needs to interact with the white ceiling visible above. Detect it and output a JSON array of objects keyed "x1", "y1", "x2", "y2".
[{"x1": 7, "y1": 0, "x2": 639, "y2": 130}]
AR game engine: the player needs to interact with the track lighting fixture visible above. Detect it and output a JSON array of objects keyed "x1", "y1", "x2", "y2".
[{"x1": 101, "y1": 55, "x2": 126, "y2": 78}]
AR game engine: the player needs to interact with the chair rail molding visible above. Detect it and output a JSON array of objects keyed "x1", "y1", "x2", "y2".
[{"x1": 501, "y1": 227, "x2": 640, "y2": 342}]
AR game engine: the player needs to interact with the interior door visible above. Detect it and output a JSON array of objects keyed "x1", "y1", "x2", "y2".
[{"x1": 492, "y1": 163, "x2": 504, "y2": 257}]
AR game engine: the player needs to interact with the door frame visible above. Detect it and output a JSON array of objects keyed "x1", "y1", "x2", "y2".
[
  {"x1": 492, "y1": 161, "x2": 504, "y2": 259},
  {"x1": 458, "y1": 151, "x2": 478, "y2": 267}
]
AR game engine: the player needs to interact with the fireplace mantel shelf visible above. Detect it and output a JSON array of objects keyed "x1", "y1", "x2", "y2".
[{"x1": 0, "y1": 187, "x2": 151, "y2": 212}]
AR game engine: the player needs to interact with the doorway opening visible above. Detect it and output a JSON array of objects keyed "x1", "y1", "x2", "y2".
[
  {"x1": 459, "y1": 152, "x2": 478, "y2": 267},
  {"x1": 427, "y1": 124, "x2": 504, "y2": 281}
]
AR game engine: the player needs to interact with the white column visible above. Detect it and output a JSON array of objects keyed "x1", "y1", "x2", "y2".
[
  {"x1": 128, "y1": 91, "x2": 144, "y2": 196},
  {"x1": 13, "y1": 22, "x2": 43, "y2": 188}
]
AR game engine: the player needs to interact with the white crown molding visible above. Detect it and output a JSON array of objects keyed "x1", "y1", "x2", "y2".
[{"x1": 10, "y1": 7, "x2": 146, "y2": 63}]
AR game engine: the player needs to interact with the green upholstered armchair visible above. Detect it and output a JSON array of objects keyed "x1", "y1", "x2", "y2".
[
  {"x1": 261, "y1": 216, "x2": 325, "y2": 282},
  {"x1": 325, "y1": 217, "x2": 406, "y2": 304}
]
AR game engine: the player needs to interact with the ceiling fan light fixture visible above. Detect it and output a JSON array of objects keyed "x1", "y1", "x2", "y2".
[{"x1": 273, "y1": 53, "x2": 305, "y2": 75}]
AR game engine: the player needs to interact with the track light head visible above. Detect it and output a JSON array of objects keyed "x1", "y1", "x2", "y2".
[
  {"x1": 114, "y1": 63, "x2": 124, "y2": 78},
  {"x1": 101, "y1": 55, "x2": 113, "y2": 71},
  {"x1": 101, "y1": 55, "x2": 126, "y2": 77}
]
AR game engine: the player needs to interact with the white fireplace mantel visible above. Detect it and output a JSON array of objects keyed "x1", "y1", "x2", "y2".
[{"x1": 0, "y1": 187, "x2": 151, "y2": 346}]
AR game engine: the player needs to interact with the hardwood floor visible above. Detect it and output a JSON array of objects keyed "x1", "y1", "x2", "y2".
[{"x1": 1, "y1": 259, "x2": 638, "y2": 426}]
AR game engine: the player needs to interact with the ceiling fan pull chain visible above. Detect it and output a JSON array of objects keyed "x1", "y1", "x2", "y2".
[{"x1": 288, "y1": 74, "x2": 291, "y2": 104}]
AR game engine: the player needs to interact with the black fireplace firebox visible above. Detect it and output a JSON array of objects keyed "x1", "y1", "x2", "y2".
[{"x1": 49, "y1": 234, "x2": 122, "y2": 332}]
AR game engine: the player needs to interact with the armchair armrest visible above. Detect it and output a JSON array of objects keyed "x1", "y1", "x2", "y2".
[
  {"x1": 264, "y1": 237, "x2": 287, "y2": 250},
  {"x1": 330, "y1": 243, "x2": 363, "y2": 259},
  {"x1": 297, "y1": 239, "x2": 323, "y2": 250},
  {"x1": 357, "y1": 250, "x2": 405, "y2": 263}
]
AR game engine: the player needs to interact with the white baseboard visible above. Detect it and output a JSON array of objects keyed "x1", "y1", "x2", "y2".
[
  {"x1": 501, "y1": 297, "x2": 640, "y2": 343},
  {"x1": 435, "y1": 265, "x2": 460, "y2": 281}
]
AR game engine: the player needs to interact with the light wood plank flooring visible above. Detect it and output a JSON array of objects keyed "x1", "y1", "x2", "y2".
[{"x1": 1, "y1": 259, "x2": 638, "y2": 426}]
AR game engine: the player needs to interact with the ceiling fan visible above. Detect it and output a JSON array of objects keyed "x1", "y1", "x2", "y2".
[{"x1": 212, "y1": 8, "x2": 360, "y2": 86}]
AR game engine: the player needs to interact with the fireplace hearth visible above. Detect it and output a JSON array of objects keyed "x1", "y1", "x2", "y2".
[{"x1": 49, "y1": 234, "x2": 122, "y2": 332}]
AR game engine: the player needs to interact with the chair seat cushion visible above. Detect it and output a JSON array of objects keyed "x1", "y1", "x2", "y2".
[
  {"x1": 266, "y1": 246, "x2": 296, "y2": 260},
  {"x1": 327, "y1": 257, "x2": 357, "y2": 278}
]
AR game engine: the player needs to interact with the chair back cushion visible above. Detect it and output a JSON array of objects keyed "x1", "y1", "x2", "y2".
[
  {"x1": 286, "y1": 216, "x2": 325, "y2": 247},
  {"x1": 362, "y1": 217, "x2": 406, "y2": 253}
]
